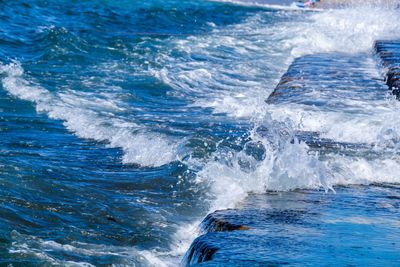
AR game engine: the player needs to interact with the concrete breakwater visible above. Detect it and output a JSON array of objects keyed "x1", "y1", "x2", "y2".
[
  {"x1": 183, "y1": 41, "x2": 400, "y2": 266},
  {"x1": 375, "y1": 40, "x2": 400, "y2": 98},
  {"x1": 185, "y1": 186, "x2": 400, "y2": 266}
]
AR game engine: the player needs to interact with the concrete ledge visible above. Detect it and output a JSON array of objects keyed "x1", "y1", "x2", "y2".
[
  {"x1": 183, "y1": 187, "x2": 400, "y2": 266},
  {"x1": 374, "y1": 40, "x2": 400, "y2": 98},
  {"x1": 183, "y1": 41, "x2": 400, "y2": 266},
  {"x1": 266, "y1": 52, "x2": 387, "y2": 105}
]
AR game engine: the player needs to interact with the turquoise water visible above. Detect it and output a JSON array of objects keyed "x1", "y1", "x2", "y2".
[{"x1": 1, "y1": 0, "x2": 400, "y2": 266}]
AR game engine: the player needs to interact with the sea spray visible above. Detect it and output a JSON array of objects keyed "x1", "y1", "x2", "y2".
[
  {"x1": 172, "y1": 2, "x2": 400, "y2": 264},
  {"x1": 1, "y1": 0, "x2": 400, "y2": 266}
]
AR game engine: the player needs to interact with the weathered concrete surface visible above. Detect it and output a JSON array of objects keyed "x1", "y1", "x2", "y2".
[
  {"x1": 184, "y1": 186, "x2": 400, "y2": 266},
  {"x1": 266, "y1": 52, "x2": 387, "y2": 105}
]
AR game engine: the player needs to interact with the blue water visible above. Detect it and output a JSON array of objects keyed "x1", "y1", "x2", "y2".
[
  {"x1": 187, "y1": 185, "x2": 400, "y2": 266},
  {"x1": 1, "y1": 0, "x2": 400, "y2": 266},
  {"x1": 185, "y1": 51, "x2": 400, "y2": 265}
]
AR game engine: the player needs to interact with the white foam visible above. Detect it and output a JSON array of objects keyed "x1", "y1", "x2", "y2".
[
  {"x1": 210, "y1": 0, "x2": 322, "y2": 11},
  {"x1": 4, "y1": 2, "x2": 400, "y2": 265},
  {"x1": 9, "y1": 230, "x2": 166, "y2": 267},
  {"x1": 179, "y1": 3, "x2": 400, "y2": 200},
  {"x1": 286, "y1": 6, "x2": 400, "y2": 57},
  {"x1": 195, "y1": 114, "x2": 332, "y2": 212},
  {"x1": 0, "y1": 62, "x2": 179, "y2": 167},
  {"x1": 151, "y1": 14, "x2": 290, "y2": 119},
  {"x1": 152, "y1": 3, "x2": 400, "y2": 121},
  {"x1": 212, "y1": 0, "x2": 399, "y2": 11},
  {"x1": 159, "y1": 3, "x2": 400, "y2": 263}
]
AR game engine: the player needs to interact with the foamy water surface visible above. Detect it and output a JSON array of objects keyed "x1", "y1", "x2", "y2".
[{"x1": 0, "y1": 0, "x2": 400, "y2": 265}]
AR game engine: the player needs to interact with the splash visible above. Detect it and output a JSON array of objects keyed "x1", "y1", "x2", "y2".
[
  {"x1": 287, "y1": 5, "x2": 400, "y2": 57},
  {"x1": 143, "y1": 3, "x2": 400, "y2": 262},
  {"x1": 2, "y1": 1, "x2": 400, "y2": 265},
  {"x1": 196, "y1": 115, "x2": 332, "y2": 211},
  {"x1": 172, "y1": 1, "x2": 400, "y2": 212}
]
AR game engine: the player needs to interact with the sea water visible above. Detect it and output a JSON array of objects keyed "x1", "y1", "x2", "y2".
[{"x1": 0, "y1": 0, "x2": 400, "y2": 266}]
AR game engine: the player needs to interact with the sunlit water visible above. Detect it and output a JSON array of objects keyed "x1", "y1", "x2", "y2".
[{"x1": 0, "y1": 0, "x2": 400, "y2": 266}]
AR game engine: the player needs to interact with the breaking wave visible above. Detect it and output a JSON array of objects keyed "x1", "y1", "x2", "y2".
[{"x1": 1, "y1": 0, "x2": 400, "y2": 265}]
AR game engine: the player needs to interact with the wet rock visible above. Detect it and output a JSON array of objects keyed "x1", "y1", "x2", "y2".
[
  {"x1": 184, "y1": 188, "x2": 400, "y2": 266},
  {"x1": 386, "y1": 70, "x2": 400, "y2": 85},
  {"x1": 202, "y1": 212, "x2": 250, "y2": 233},
  {"x1": 106, "y1": 215, "x2": 117, "y2": 222},
  {"x1": 184, "y1": 236, "x2": 219, "y2": 265},
  {"x1": 375, "y1": 40, "x2": 400, "y2": 98}
]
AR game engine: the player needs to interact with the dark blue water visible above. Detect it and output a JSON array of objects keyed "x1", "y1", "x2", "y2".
[{"x1": 1, "y1": 0, "x2": 400, "y2": 266}]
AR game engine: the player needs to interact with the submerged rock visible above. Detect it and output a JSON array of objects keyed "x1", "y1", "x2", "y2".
[
  {"x1": 202, "y1": 211, "x2": 251, "y2": 232},
  {"x1": 184, "y1": 236, "x2": 219, "y2": 265}
]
